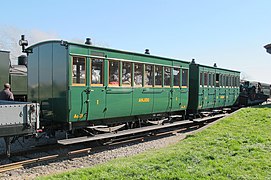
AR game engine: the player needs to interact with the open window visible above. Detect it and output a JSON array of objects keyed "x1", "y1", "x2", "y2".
[
  {"x1": 200, "y1": 72, "x2": 203, "y2": 86},
  {"x1": 208, "y1": 73, "x2": 212, "y2": 87},
  {"x1": 109, "y1": 60, "x2": 119, "y2": 86},
  {"x1": 91, "y1": 58, "x2": 103, "y2": 86},
  {"x1": 144, "y1": 64, "x2": 153, "y2": 87},
  {"x1": 216, "y1": 74, "x2": 220, "y2": 87},
  {"x1": 155, "y1": 65, "x2": 162, "y2": 87},
  {"x1": 164, "y1": 67, "x2": 171, "y2": 87},
  {"x1": 72, "y1": 56, "x2": 86, "y2": 86},
  {"x1": 122, "y1": 62, "x2": 131, "y2": 86},
  {"x1": 173, "y1": 68, "x2": 180, "y2": 87},
  {"x1": 182, "y1": 69, "x2": 188, "y2": 87},
  {"x1": 134, "y1": 63, "x2": 143, "y2": 87},
  {"x1": 204, "y1": 72, "x2": 208, "y2": 86}
]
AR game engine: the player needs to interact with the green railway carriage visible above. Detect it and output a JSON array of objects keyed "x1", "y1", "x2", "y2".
[
  {"x1": 187, "y1": 60, "x2": 240, "y2": 114},
  {"x1": 26, "y1": 40, "x2": 189, "y2": 129}
]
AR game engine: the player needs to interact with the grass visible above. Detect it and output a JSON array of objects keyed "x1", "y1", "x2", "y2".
[{"x1": 38, "y1": 105, "x2": 271, "y2": 180}]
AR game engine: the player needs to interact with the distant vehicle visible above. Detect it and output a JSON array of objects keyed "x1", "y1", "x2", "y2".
[{"x1": 239, "y1": 80, "x2": 270, "y2": 106}]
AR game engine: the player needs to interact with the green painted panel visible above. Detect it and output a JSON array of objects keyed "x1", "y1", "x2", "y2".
[
  {"x1": 171, "y1": 88, "x2": 181, "y2": 111},
  {"x1": 105, "y1": 87, "x2": 133, "y2": 118},
  {"x1": 10, "y1": 75, "x2": 27, "y2": 95},
  {"x1": 27, "y1": 47, "x2": 39, "y2": 102},
  {"x1": 88, "y1": 87, "x2": 106, "y2": 120},
  {"x1": 132, "y1": 88, "x2": 153, "y2": 115},
  {"x1": 180, "y1": 87, "x2": 189, "y2": 110},
  {"x1": 153, "y1": 88, "x2": 170, "y2": 113},
  {"x1": 0, "y1": 51, "x2": 9, "y2": 86},
  {"x1": 69, "y1": 87, "x2": 87, "y2": 122},
  {"x1": 70, "y1": 45, "x2": 89, "y2": 55}
]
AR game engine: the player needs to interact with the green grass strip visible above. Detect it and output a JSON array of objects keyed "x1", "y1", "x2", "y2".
[{"x1": 39, "y1": 105, "x2": 271, "y2": 180}]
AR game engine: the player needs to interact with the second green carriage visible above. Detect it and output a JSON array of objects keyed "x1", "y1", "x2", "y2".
[{"x1": 187, "y1": 60, "x2": 240, "y2": 114}]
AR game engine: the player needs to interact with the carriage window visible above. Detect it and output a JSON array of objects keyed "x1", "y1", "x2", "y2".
[
  {"x1": 155, "y1": 65, "x2": 162, "y2": 86},
  {"x1": 223, "y1": 75, "x2": 227, "y2": 87},
  {"x1": 109, "y1": 60, "x2": 119, "y2": 86},
  {"x1": 182, "y1": 69, "x2": 188, "y2": 87},
  {"x1": 208, "y1": 73, "x2": 212, "y2": 87},
  {"x1": 91, "y1": 58, "x2": 103, "y2": 85},
  {"x1": 122, "y1": 62, "x2": 131, "y2": 86},
  {"x1": 219, "y1": 74, "x2": 223, "y2": 87},
  {"x1": 204, "y1": 72, "x2": 208, "y2": 86},
  {"x1": 228, "y1": 75, "x2": 230, "y2": 87},
  {"x1": 236, "y1": 76, "x2": 239, "y2": 87},
  {"x1": 134, "y1": 63, "x2": 143, "y2": 87},
  {"x1": 200, "y1": 72, "x2": 203, "y2": 86},
  {"x1": 216, "y1": 74, "x2": 220, "y2": 87},
  {"x1": 173, "y1": 68, "x2": 180, "y2": 87},
  {"x1": 72, "y1": 57, "x2": 86, "y2": 86},
  {"x1": 212, "y1": 74, "x2": 216, "y2": 87},
  {"x1": 144, "y1": 64, "x2": 153, "y2": 86},
  {"x1": 164, "y1": 67, "x2": 171, "y2": 87}
]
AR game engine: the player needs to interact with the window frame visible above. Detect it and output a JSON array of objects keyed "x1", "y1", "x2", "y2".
[
  {"x1": 173, "y1": 67, "x2": 180, "y2": 88},
  {"x1": 122, "y1": 61, "x2": 132, "y2": 87},
  {"x1": 200, "y1": 72, "x2": 203, "y2": 87},
  {"x1": 134, "y1": 62, "x2": 143, "y2": 87},
  {"x1": 164, "y1": 66, "x2": 171, "y2": 87},
  {"x1": 204, "y1": 72, "x2": 208, "y2": 87},
  {"x1": 181, "y1": 68, "x2": 189, "y2": 88},
  {"x1": 72, "y1": 56, "x2": 86, "y2": 87},
  {"x1": 154, "y1": 65, "x2": 163, "y2": 87},
  {"x1": 144, "y1": 64, "x2": 154, "y2": 87},
  {"x1": 108, "y1": 60, "x2": 120, "y2": 87},
  {"x1": 90, "y1": 58, "x2": 104, "y2": 87},
  {"x1": 215, "y1": 73, "x2": 220, "y2": 87}
]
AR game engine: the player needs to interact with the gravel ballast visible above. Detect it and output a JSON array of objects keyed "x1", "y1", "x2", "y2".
[{"x1": 0, "y1": 133, "x2": 187, "y2": 180}]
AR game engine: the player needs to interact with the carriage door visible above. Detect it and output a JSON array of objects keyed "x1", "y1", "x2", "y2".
[
  {"x1": 198, "y1": 67, "x2": 204, "y2": 109},
  {"x1": 171, "y1": 67, "x2": 182, "y2": 111},
  {"x1": 180, "y1": 68, "x2": 189, "y2": 110},
  {"x1": 69, "y1": 56, "x2": 89, "y2": 122},
  {"x1": 88, "y1": 58, "x2": 106, "y2": 120}
]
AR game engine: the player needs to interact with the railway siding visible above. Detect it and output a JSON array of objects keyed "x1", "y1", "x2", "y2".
[{"x1": 41, "y1": 104, "x2": 271, "y2": 179}]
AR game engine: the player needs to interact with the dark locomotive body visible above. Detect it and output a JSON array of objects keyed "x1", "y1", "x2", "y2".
[
  {"x1": 0, "y1": 51, "x2": 27, "y2": 101},
  {"x1": 239, "y1": 80, "x2": 270, "y2": 106}
]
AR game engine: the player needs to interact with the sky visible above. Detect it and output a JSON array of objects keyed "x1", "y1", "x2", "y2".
[{"x1": 0, "y1": 0, "x2": 270, "y2": 83}]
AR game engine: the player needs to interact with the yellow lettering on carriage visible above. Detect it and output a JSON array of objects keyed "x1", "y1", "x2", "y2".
[
  {"x1": 138, "y1": 98, "x2": 150, "y2": 102},
  {"x1": 73, "y1": 114, "x2": 84, "y2": 119}
]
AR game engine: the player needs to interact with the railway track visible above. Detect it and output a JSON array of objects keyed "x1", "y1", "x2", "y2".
[{"x1": 0, "y1": 113, "x2": 229, "y2": 174}]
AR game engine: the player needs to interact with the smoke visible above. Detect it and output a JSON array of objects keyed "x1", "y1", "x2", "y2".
[{"x1": 0, "y1": 26, "x2": 58, "y2": 64}]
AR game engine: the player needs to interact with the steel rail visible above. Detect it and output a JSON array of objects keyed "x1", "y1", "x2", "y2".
[{"x1": 0, "y1": 113, "x2": 228, "y2": 174}]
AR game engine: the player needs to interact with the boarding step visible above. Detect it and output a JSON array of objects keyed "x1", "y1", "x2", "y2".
[
  {"x1": 86, "y1": 124, "x2": 126, "y2": 133},
  {"x1": 170, "y1": 115, "x2": 183, "y2": 119},
  {"x1": 58, "y1": 120, "x2": 193, "y2": 145},
  {"x1": 200, "y1": 111, "x2": 212, "y2": 117},
  {"x1": 193, "y1": 114, "x2": 226, "y2": 123},
  {"x1": 147, "y1": 118, "x2": 168, "y2": 125}
]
